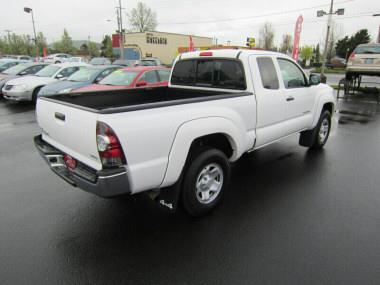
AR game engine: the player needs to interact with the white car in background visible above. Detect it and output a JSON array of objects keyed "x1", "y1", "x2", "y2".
[
  {"x1": 43, "y1": 53, "x2": 71, "y2": 64},
  {"x1": 2, "y1": 62, "x2": 88, "y2": 102}
]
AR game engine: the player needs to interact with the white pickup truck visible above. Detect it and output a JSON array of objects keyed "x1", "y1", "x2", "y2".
[{"x1": 35, "y1": 49, "x2": 335, "y2": 216}]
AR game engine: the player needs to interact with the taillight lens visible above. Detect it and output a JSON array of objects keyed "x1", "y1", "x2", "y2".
[
  {"x1": 349, "y1": 52, "x2": 355, "y2": 60},
  {"x1": 96, "y1": 121, "x2": 126, "y2": 168}
]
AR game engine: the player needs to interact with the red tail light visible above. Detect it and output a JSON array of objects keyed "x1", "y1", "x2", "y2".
[
  {"x1": 96, "y1": 121, "x2": 126, "y2": 168},
  {"x1": 349, "y1": 52, "x2": 355, "y2": 60}
]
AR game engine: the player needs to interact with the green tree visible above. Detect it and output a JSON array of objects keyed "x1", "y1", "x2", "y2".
[
  {"x1": 35, "y1": 32, "x2": 47, "y2": 55},
  {"x1": 127, "y1": 2, "x2": 157, "y2": 32},
  {"x1": 335, "y1": 29, "x2": 371, "y2": 59},
  {"x1": 80, "y1": 43, "x2": 89, "y2": 54},
  {"x1": 87, "y1": 41, "x2": 99, "y2": 57},
  {"x1": 101, "y1": 35, "x2": 113, "y2": 58},
  {"x1": 53, "y1": 29, "x2": 76, "y2": 54},
  {"x1": 300, "y1": 45, "x2": 313, "y2": 67}
]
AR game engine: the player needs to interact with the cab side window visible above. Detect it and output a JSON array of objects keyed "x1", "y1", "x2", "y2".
[
  {"x1": 257, "y1": 57, "x2": 279, "y2": 89},
  {"x1": 277, "y1": 58, "x2": 306, "y2": 88}
]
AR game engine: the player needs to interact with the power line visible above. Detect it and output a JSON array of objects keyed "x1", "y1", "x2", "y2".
[
  {"x1": 201, "y1": 12, "x2": 374, "y2": 34},
  {"x1": 159, "y1": 0, "x2": 354, "y2": 25}
]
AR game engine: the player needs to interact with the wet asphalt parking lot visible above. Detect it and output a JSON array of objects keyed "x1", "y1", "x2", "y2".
[{"x1": 0, "y1": 92, "x2": 380, "y2": 285}]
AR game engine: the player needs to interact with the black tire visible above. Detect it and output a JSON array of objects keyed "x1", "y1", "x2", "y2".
[
  {"x1": 299, "y1": 110, "x2": 332, "y2": 149},
  {"x1": 182, "y1": 148, "x2": 231, "y2": 217},
  {"x1": 32, "y1": 86, "x2": 42, "y2": 103},
  {"x1": 55, "y1": 61, "x2": 61, "y2": 64}
]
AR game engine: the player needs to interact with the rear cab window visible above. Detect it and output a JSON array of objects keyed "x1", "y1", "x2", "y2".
[{"x1": 171, "y1": 58, "x2": 246, "y2": 90}]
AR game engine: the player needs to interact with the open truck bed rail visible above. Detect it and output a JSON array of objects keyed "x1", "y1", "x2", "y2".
[{"x1": 40, "y1": 86, "x2": 252, "y2": 114}]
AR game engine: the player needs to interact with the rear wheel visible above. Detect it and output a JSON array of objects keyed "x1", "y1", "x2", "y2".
[{"x1": 182, "y1": 148, "x2": 230, "y2": 217}]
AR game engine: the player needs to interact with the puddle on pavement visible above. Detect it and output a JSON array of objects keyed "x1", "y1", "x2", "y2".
[{"x1": 338, "y1": 109, "x2": 375, "y2": 125}]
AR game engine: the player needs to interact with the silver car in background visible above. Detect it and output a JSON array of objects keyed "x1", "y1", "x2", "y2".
[
  {"x1": 2, "y1": 62, "x2": 88, "y2": 102},
  {"x1": 346, "y1": 43, "x2": 380, "y2": 79},
  {"x1": 0, "y1": 63, "x2": 48, "y2": 95},
  {"x1": 43, "y1": 53, "x2": 71, "y2": 64}
]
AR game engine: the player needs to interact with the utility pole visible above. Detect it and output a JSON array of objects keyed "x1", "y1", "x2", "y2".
[
  {"x1": 317, "y1": 0, "x2": 344, "y2": 82},
  {"x1": 117, "y1": 0, "x2": 125, "y2": 60},
  {"x1": 320, "y1": 0, "x2": 334, "y2": 81}
]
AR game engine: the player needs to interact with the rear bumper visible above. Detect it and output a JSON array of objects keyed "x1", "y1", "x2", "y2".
[
  {"x1": 34, "y1": 135, "x2": 130, "y2": 197},
  {"x1": 346, "y1": 67, "x2": 380, "y2": 76}
]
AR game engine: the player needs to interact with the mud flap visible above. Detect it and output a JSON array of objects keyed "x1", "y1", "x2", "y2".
[
  {"x1": 299, "y1": 128, "x2": 317, "y2": 147},
  {"x1": 146, "y1": 175, "x2": 183, "y2": 213}
]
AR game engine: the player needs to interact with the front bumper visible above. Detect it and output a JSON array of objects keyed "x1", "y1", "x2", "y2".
[
  {"x1": 34, "y1": 135, "x2": 130, "y2": 197},
  {"x1": 3, "y1": 89, "x2": 33, "y2": 101}
]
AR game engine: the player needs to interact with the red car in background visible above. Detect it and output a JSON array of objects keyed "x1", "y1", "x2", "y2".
[{"x1": 73, "y1": 66, "x2": 171, "y2": 92}]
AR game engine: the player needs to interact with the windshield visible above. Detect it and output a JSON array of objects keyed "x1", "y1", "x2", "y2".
[
  {"x1": 90, "y1": 58, "x2": 107, "y2": 64},
  {"x1": 67, "y1": 68, "x2": 99, "y2": 82},
  {"x1": 355, "y1": 45, "x2": 380, "y2": 54},
  {"x1": 35, "y1": 65, "x2": 61, "y2": 77},
  {"x1": 2, "y1": 64, "x2": 30, "y2": 75},
  {"x1": 99, "y1": 70, "x2": 138, "y2": 86}
]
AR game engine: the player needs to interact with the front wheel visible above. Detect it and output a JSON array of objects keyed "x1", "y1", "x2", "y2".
[
  {"x1": 182, "y1": 148, "x2": 231, "y2": 217},
  {"x1": 299, "y1": 110, "x2": 332, "y2": 149}
]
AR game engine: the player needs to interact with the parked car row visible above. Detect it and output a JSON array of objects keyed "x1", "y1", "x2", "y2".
[{"x1": 0, "y1": 59, "x2": 171, "y2": 102}]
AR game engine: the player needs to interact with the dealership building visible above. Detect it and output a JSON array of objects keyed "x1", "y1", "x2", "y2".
[{"x1": 112, "y1": 31, "x2": 213, "y2": 65}]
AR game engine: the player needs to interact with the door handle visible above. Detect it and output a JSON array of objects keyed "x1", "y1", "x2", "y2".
[
  {"x1": 55, "y1": 112, "x2": 65, "y2": 121},
  {"x1": 286, "y1": 96, "x2": 295, "y2": 102}
]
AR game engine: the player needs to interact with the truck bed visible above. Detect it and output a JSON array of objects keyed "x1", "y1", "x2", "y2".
[{"x1": 40, "y1": 86, "x2": 250, "y2": 114}]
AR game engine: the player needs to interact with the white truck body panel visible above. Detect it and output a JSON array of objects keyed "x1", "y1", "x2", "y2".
[{"x1": 35, "y1": 49, "x2": 336, "y2": 196}]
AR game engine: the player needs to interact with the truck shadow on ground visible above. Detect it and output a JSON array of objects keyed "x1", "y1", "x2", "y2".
[{"x1": 54, "y1": 141, "x2": 328, "y2": 280}]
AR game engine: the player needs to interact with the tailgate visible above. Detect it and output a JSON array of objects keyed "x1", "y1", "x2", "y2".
[{"x1": 36, "y1": 98, "x2": 103, "y2": 171}]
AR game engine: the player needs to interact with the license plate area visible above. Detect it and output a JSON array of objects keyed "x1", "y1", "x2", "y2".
[{"x1": 364, "y1": 58, "x2": 374, "y2": 64}]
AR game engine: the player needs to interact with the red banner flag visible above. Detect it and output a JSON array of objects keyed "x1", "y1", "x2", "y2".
[
  {"x1": 189, "y1": 35, "x2": 194, "y2": 52},
  {"x1": 292, "y1": 15, "x2": 303, "y2": 61}
]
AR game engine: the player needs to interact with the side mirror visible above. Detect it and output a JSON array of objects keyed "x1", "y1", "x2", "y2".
[
  {"x1": 19, "y1": 71, "x2": 27, "y2": 76},
  {"x1": 56, "y1": 74, "x2": 66, "y2": 80},
  {"x1": 136, "y1": 80, "x2": 147, "y2": 87},
  {"x1": 309, "y1": 73, "x2": 321, "y2": 86}
]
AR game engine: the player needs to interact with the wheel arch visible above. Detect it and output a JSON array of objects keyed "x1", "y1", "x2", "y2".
[
  {"x1": 311, "y1": 91, "x2": 335, "y2": 129},
  {"x1": 160, "y1": 117, "x2": 250, "y2": 188}
]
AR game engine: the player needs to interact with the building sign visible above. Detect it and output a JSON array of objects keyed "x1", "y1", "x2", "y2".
[
  {"x1": 246, "y1": 37, "x2": 256, "y2": 48},
  {"x1": 146, "y1": 33, "x2": 167, "y2": 45},
  {"x1": 112, "y1": 34, "x2": 121, "y2": 48}
]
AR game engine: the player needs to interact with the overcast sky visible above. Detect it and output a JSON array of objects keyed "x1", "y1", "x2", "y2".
[{"x1": 1, "y1": 0, "x2": 379, "y2": 47}]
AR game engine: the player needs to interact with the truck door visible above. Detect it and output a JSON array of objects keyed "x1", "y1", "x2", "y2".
[
  {"x1": 250, "y1": 56, "x2": 289, "y2": 147},
  {"x1": 275, "y1": 58, "x2": 315, "y2": 133}
]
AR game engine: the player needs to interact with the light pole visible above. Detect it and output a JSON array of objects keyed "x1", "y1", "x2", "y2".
[
  {"x1": 374, "y1": 14, "x2": 380, "y2": 43},
  {"x1": 317, "y1": 0, "x2": 344, "y2": 82},
  {"x1": 116, "y1": 0, "x2": 125, "y2": 60},
  {"x1": 23, "y1": 7, "x2": 38, "y2": 58}
]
